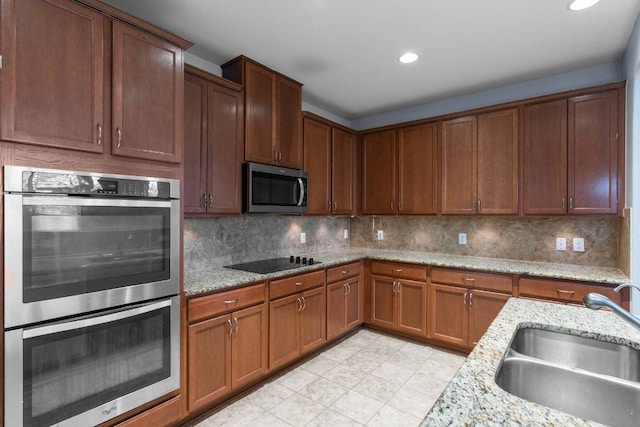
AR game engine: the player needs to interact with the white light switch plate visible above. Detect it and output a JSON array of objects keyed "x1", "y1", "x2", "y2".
[
  {"x1": 556, "y1": 237, "x2": 567, "y2": 251},
  {"x1": 377, "y1": 230, "x2": 384, "y2": 240},
  {"x1": 300, "y1": 232, "x2": 306, "y2": 244},
  {"x1": 344, "y1": 229, "x2": 349, "y2": 239},
  {"x1": 573, "y1": 237, "x2": 585, "y2": 252},
  {"x1": 459, "y1": 233, "x2": 467, "y2": 245}
]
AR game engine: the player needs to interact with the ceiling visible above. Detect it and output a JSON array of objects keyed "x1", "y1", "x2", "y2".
[{"x1": 103, "y1": 0, "x2": 640, "y2": 121}]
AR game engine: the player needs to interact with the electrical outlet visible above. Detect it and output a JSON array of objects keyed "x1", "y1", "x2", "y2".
[
  {"x1": 458, "y1": 233, "x2": 467, "y2": 245},
  {"x1": 344, "y1": 229, "x2": 349, "y2": 239},
  {"x1": 556, "y1": 237, "x2": 567, "y2": 251},
  {"x1": 300, "y1": 232, "x2": 306, "y2": 244},
  {"x1": 377, "y1": 230, "x2": 384, "y2": 240},
  {"x1": 573, "y1": 237, "x2": 585, "y2": 252}
]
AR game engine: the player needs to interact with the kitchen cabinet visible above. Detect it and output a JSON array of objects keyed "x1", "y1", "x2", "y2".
[
  {"x1": 518, "y1": 277, "x2": 625, "y2": 307},
  {"x1": 430, "y1": 268, "x2": 512, "y2": 349},
  {"x1": 326, "y1": 262, "x2": 363, "y2": 340},
  {"x1": 303, "y1": 115, "x2": 356, "y2": 215},
  {"x1": 1, "y1": 0, "x2": 187, "y2": 163},
  {"x1": 116, "y1": 395, "x2": 182, "y2": 427},
  {"x1": 369, "y1": 261, "x2": 428, "y2": 337},
  {"x1": 361, "y1": 123, "x2": 437, "y2": 215},
  {"x1": 222, "y1": 56, "x2": 303, "y2": 169},
  {"x1": 269, "y1": 270, "x2": 326, "y2": 369},
  {"x1": 523, "y1": 90, "x2": 619, "y2": 215},
  {"x1": 184, "y1": 67, "x2": 243, "y2": 215},
  {"x1": 187, "y1": 284, "x2": 268, "y2": 411},
  {"x1": 440, "y1": 109, "x2": 518, "y2": 215}
]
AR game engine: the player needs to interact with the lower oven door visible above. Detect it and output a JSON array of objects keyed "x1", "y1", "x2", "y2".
[{"x1": 4, "y1": 296, "x2": 180, "y2": 427}]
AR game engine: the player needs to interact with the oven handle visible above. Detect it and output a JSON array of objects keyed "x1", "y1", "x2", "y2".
[
  {"x1": 23, "y1": 298, "x2": 173, "y2": 339},
  {"x1": 297, "y1": 178, "x2": 305, "y2": 207},
  {"x1": 21, "y1": 195, "x2": 173, "y2": 208}
]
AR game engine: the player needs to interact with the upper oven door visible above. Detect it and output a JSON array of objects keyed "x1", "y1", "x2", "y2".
[{"x1": 4, "y1": 195, "x2": 180, "y2": 328}]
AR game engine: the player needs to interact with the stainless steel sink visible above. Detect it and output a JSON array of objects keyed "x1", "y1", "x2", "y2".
[{"x1": 495, "y1": 327, "x2": 640, "y2": 427}]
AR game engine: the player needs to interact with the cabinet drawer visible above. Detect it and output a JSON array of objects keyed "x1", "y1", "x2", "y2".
[
  {"x1": 431, "y1": 268, "x2": 513, "y2": 293},
  {"x1": 327, "y1": 261, "x2": 361, "y2": 283},
  {"x1": 519, "y1": 278, "x2": 621, "y2": 305},
  {"x1": 371, "y1": 261, "x2": 427, "y2": 281},
  {"x1": 270, "y1": 269, "x2": 326, "y2": 299},
  {"x1": 188, "y1": 283, "x2": 266, "y2": 323},
  {"x1": 117, "y1": 395, "x2": 181, "y2": 427}
]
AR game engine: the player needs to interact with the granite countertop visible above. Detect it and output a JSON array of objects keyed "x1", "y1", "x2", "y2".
[
  {"x1": 184, "y1": 249, "x2": 630, "y2": 297},
  {"x1": 421, "y1": 298, "x2": 640, "y2": 426}
]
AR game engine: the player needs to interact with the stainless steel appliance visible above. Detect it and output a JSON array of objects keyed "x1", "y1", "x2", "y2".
[
  {"x1": 3, "y1": 166, "x2": 181, "y2": 427},
  {"x1": 244, "y1": 162, "x2": 308, "y2": 213}
]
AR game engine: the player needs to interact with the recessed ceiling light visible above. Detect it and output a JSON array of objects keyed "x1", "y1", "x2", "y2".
[
  {"x1": 568, "y1": 0, "x2": 600, "y2": 11},
  {"x1": 399, "y1": 52, "x2": 419, "y2": 64}
]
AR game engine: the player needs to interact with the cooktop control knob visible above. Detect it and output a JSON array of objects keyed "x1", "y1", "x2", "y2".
[
  {"x1": 289, "y1": 255, "x2": 295, "y2": 263},
  {"x1": 295, "y1": 256, "x2": 301, "y2": 264},
  {"x1": 308, "y1": 257, "x2": 314, "y2": 265},
  {"x1": 302, "y1": 257, "x2": 307, "y2": 264}
]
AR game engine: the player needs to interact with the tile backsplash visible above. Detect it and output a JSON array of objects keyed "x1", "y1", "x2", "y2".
[
  {"x1": 185, "y1": 214, "x2": 621, "y2": 271},
  {"x1": 184, "y1": 215, "x2": 350, "y2": 271},
  {"x1": 350, "y1": 215, "x2": 619, "y2": 268}
]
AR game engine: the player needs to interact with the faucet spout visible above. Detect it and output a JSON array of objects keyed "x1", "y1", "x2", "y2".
[{"x1": 583, "y1": 292, "x2": 640, "y2": 332}]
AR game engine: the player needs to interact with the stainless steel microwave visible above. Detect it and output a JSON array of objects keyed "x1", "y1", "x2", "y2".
[{"x1": 244, "y1": 162, "x2": 308, "y2": 213}]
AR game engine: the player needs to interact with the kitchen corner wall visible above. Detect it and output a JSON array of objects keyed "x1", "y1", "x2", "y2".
[
  {"x1": 350, "y1": 216, "x2": 620, "y2": 268},
  {"x1": 184, "y1": 216, "x2": 350, "y2": 272}
]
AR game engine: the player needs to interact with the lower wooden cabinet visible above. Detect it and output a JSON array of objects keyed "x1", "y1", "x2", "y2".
[
  {"x1": 327, "y1": 277, "x2": 363, "y2": 340},
  {"x1": 187, "y1": 303, "x2": 268, "y2": 411},
  {"x1": 116, "y1": 395, "x2": 182, "y2": 427},
  {"x1": 370, "y1": 275, "x2": 427, "y2": 337},
  {"x1": 269, "y1": 286, "x2": 326, "y2": 369},
  {"x1": 518, "y1": 277, "x2": 625, "y2": 307}
]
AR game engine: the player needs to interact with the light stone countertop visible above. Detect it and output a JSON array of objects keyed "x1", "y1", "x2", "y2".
[
  {"x1": 183, "y1": 248, "x2": 630, "y2": 297},
  {"x1": 421, "y1": 297, "x2": 640, "y2": 426}
]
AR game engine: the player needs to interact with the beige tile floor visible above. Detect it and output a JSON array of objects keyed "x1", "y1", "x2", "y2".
[{"x1": 194, "y1": 329, "x2": 466, "y2": 427}]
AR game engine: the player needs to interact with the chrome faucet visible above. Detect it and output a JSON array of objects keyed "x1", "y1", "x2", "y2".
[{"x1": 584, "y1": 284, "x2": 640, "y2": 332}]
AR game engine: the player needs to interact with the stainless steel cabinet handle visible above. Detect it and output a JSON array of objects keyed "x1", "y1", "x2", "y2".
[
  {"x1": 469, "y1": 292, "x2": 473, "y2": 306},
  {"x1": 562, "y1": 197, "x2": 566, "y2": 210},
  {"x1": 116, "y1": 127, "x2": 122, "y2": 148},
  {"x1": 396, "y1": 282, "x2": 401, "y2": 293},
  {"x1": 477, "y1": 199, "x2": 481, "y2": 212},
  {"x1": 274, "y1": 150, "x2": 278, "y2": 162},
  {"x1": 341, "y1": 270, "x2": 348, "y2": 276},
  {"x1": 333, "y1": 201, "x2": 337, "y2": 211},
  {"x1": 463, "y1": 277, "x2": 475, "y2": 284},
  {"x1": 348, "y1": 283, "x2": 352, "y2": 294},
  {"x1": 301, "y1": 296, "x2": 306, "y2": 311},
  {"x1": 234, "y1": 317, "x2": 239, "y2": 334},
  {"x1": 556, "y1": 289, "x2": 576, "y2": 296},
  {"x1": 297, "y1": 297, "x2": 303, "y2": 311},
  {"x1": 328, "y1": 201, "x2": 332, "y2": 210},
  {"x1": 202, "y1": 193, "x2": 208, "y2": 208},
  {"x1": 227, "y1": 319, "x2": 233, "y2": 336},
  {"x1": 295, "y1": 281, "x2": 304, "y2": 287},
  {"x1": 472, "y1": 200, "x2": 476, "y2": 211},
  {"x1": 96, "y1": 123, "x2": 102, "y2": 146},
  {"x1": 208, "y1": 194, "x2": 213, "y2": 208},
  {"x1": 343, "y1": 283, "x2": 349, "y2": 296},
  {"x1": 464, "y1": 292, "x2": 468, "y2": 305},
  {"x1": 569, "y1": 197, "x2": 574, "y2": 210},
  {"x1": 224, "y1": 298, "x2": 238, "y2": 305},
  {"x1": 390, "y1": 201, "x2": 394, "y2": 212}
]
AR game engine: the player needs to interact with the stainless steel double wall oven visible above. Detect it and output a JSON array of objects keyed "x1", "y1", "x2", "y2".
[{"x1": 3, "y1": 166, "x2": 181, "y2": 427}]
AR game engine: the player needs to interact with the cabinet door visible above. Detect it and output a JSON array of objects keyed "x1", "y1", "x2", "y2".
[
  {"x1": 304, "y1": 118, "x2": 332, "y2": 214},
  {"x1": 468, "y1": 290, "x2": 509, "y2": 346},
  {"x1": 243, "y1": 61, "x2": 276, "y2": 164},
  {"x1": 112, "y1": 21, "x2": 183, "y2": 163},
  {"x1": 370, "y1": 276, "x2": 396, "y2": 329},
  {"x1": 277, "y1": 77, "x2": 303, "y2": 169},
  {"x1": 187, "y1": 314, "x2": 232, "y2": 410},
  {"x1": 1, "y1": 0, "x2": 104, "y2": 152},
  {"x1": 568, "y1": 90, "x2": 618, "y2": 215},
  {"x1": 207, "y1": 83, "x2": 244, "y2": 214},
  {"x1": 300, "y1": 286, "x2": 327, "y2": 355},
  {"x1": 477, "y1": 109, "x2": 519, "y2": 214},
  {"x1": 332, "y1": 128, "x2": 356, "y2": 215},
  {"x1": 523, "y1": 99, "x2": 568, "y2": 214},
  {"x1": 362, "y1": 130, "x2": 396, "y2": 214},
  {"x1": 184, "y1": 73, "x2": 208, "y2": 214},
  {"x1": 396, "y1": 279, "x2": 427, "y2": 337},
  {"x1": 326, "y1": 281, "x2": 347, "y2": 340},
  {"x1": 231, "y1": 304, "x2": 268, "y2": 389},
  {"x1": 440, "y1": 116, "x2": 477, "y2": 214},
  {"x1": 397, "y1": 123, "x2": 438, "y2": 214},
  {"x1": 345, "y1": 277, "x2": 363, "y2": 331},
  {"x1": 430, "y1": 284, "x2": 468, "y2": 347},
  {"x1": 269, "y1": 294, "x2": 300, "y2": 369}
]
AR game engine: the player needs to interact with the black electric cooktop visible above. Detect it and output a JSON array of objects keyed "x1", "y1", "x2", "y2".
[{"x1": 225, "y1": 256, "x2": 321, "y2": 274}]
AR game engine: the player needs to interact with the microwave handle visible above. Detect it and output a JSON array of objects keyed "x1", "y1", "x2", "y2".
[
  {"x1": 23, "y1": 298, "x2": 173, "y2": 339},
  {"x1": 297, "y1": 178, "x2": 305, "y2": 207}
]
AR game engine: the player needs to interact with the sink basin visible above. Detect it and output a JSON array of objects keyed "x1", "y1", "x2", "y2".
[{"x1": 495, "y1": 327, "x2": 640, "y2": 427}]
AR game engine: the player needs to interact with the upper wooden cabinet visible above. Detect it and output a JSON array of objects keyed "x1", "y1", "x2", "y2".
[
  {"x1": 1, "y1": 0, "x2": 189, "y2": 163},
  {"x1": 184, "y1": 67, "x2": 244, "y2": 215},
  {"x1": 440, "y1": 109, "x2": 518, "y2": 215},
  {"x1": 222, "y1": 56, "x2": 303, "y2": 169},
  {"x1": 361, "y1": 123, "x2": 438, "y2": 215},
  {"x1": 523, "y1": 90, "x2": 619, "y2": 215},
  {"x1": 303, "y1": 115, "x2": 355, "y2": 215},
  {"x1": 111, "y1": 22, "x2": 184, "y2": 163}
]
